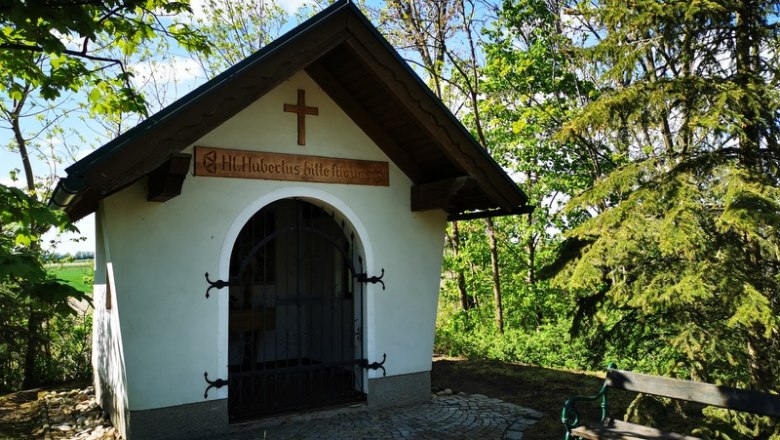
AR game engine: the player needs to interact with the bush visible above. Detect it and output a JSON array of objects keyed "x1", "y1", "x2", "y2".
[
  {"x1": 435, "y1": 307, "x2": 591, "y2": 369},
  {"x1": 47, "y1": 311, "x2": 93, "y2": 384},
  {"x1": 0, "y1": 290, "x2": 93, "y2": 393}
]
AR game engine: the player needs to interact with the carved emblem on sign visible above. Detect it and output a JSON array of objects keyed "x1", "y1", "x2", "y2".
[
  {"x1": 194, "y1": 147, "x2": 389, "y2": 187},
  {"x1": 203, "y1": 150, "x2": 217, "y2": 174}
]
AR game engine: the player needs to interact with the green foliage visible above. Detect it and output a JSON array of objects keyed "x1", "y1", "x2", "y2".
[
  {"x1": 0, "y1": 292, "x2": 93, "y2": 392},
  {"x1": 192, "y1": 0, "x2": 287, "y2": 78},
  {"x1": 527, "y1": 0, "x2": 780, "y2": 436},
  {"x1": 0, "y1": 184, "x2": 74, "y2": 282},
  {"x1": 0, "y1": 0, "x2": 209, "y2": 115},
  {"x1": 0, "y1": 1, "x2": 212, "y2": 393},
  {"x1": 46, "y1": 311, "x2": 93, "y2": 385},
  {"x1": 696, "y1": 407, "x2": 780, "y2": 439},
  {"x1": 550, "y1": 0, "x2": 780, "y2": 376},
  {"x1": 0, "y1": 286, "x2": 26, "y2": 391},
  {"x1": 0, "y1": 183, "x2": 91, "y2": 391},
  {"x1": 435, "y1": 309, "x2": 591, "y2": 369},
  {"x1": 437, "y1": 215, "x2": 591, "y2": 369},
  {"x1": 437, "y1": 0, "x2": 780, "y2": 436},
  {"x1": 435, "y1": 0, "x2": 604, "y2": 375}
]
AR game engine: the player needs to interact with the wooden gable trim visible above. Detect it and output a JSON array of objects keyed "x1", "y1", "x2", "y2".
[
  {"x1": 304, "y1": 62, "x2": 426, "y2": 182},
  {"x1": 66, "y1": 187, "x2": 99, "y2": 222},
  {"x1": 76, "y1": 18, "x2": 352, "y2": 198},
  {"x1": 342, "y1": 16, "x2": 526, "y2": 211}
]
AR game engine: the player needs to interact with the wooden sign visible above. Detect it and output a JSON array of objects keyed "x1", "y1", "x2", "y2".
[{"x1": 194, "y1": 147, "x2": 389, "y2": 186}]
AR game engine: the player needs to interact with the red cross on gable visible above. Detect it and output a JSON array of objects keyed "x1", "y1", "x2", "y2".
[{"x1": 283, "y1": 89, "x2": 319, "y2": 146}]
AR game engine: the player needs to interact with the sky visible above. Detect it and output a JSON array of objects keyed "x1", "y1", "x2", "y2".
[{"x1": 0, "y1": 0, "x2": 320, "y2": 256}]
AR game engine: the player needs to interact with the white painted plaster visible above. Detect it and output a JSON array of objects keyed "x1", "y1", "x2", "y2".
[
  {"x1": 97, "y1": 71, "x2": 447, "y2": 411},
  {"x1": 92, "y1": 207, "x2": 130, "y2": 439}
]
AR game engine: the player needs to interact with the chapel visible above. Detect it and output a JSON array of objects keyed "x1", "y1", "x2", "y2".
[{"x1": 50, "y1": 1, "x2": 530, "y2": 438}]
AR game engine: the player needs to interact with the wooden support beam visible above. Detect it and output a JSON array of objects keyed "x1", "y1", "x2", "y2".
[
  {"x1": 411, "y1": 176, "x2": 475, "y2": 212},
  {"x1": 147, "y1": 154, "x2": 192, "y2": 202}
]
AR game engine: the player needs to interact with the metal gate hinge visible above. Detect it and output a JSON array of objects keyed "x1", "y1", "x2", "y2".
[
  {"x1": 356, "y1": 268, "x2": 385, "y2": 290},
  {"x1": 203, "y1": 371, "x2": 227, "y2": 398},
  {"x1": 204, "y1": 272, "x2": 233, "y2": 298},
  {"x1": 358, "y1": 353, "x2": 387, "y2": 377}
]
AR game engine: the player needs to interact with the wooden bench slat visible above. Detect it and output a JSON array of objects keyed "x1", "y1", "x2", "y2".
[
  {"x1": 571, "y1": 418, "x2": 702, "y2": 440},
  {"x1": 606, "y1": 369, "x2": 780, "y2": 418}
]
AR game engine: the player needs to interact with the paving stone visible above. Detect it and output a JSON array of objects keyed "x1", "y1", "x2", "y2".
[
  {"x1": 40, "y1": 385, "x2": 542, "y2": 439},
  {"x1": 229, "y1": 393, "x2": 542, "y2": 440},
  {"x1": 504, "y1": 431, "x2": 524, "y2": 440}
]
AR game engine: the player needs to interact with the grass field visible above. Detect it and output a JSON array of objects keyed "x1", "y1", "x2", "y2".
[{"x1": 46, "y1": 260, "x2": 93, "y2": 294}]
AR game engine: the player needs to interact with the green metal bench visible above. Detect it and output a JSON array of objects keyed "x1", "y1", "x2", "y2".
[{"x1": 562, "y1": 363, "x2": 780, "y2": 439}]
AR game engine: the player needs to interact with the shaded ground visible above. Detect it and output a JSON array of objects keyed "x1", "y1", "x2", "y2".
[
  {"x1": 2, "y1": 360, "x2": 593, "y2": 439},
  {"x1": 431, "y1": 357, "x2": 710, "y2": 440},
  {"x1": 1, "y1": 358, "x2": 702, "y2": 439},
  {"x1": 0, "y1": 384, "x2": 116, "y2": 440},
  {"x1": 432, "y1": 357, "x2": 618, "y2": 440},
  {"x1": 0, "y1": 389, "x2": 41, "y2": 440}
]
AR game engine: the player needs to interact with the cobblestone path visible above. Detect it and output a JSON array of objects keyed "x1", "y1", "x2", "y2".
[{"x1": 215, "y1": 392, "x2": 543, "y2": 440}]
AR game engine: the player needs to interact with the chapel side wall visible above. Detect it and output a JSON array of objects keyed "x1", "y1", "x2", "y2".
[
  {"x1": 101, "y1": 185, "x2": 221, "y2": 414},
  {"x1": 100, "y1": 71, "x2": 448, "y2": 413},
  {"x1": 91, "y1": 207, "x2": 130, "y2": 439}
]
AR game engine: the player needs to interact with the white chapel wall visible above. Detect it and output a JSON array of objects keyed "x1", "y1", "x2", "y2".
[
  {"x1": 91, "y1": 207, "x2": 130, "y2": 438},
  {"x1": 99, "y1": 71, "x2": 447, "y2": 411}
]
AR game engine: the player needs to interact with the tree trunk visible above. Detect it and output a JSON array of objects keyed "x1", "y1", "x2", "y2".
[
  {"x1": 735, "y1": 1, "x2": 760, "y2": 168},
  {"x1": 746, "y1": 334, "x2": 771, "y2": 391},
  {"x1": 449, "y1": 220, "x2": 474, "y2": 310},
  {"x1": 9, "y1": 83, "x2": 35, "y2": 193},
  {"x1": 12, "y1": 84, "x2": 44, "y2": 390},
  {"x1": 526, "y1": 209, "x2": 536, "y2": 285},
  {"x1": 486, "y1": 218, "x2": 503, "y2": 334},
  {"x1": 22, "y1": 309, "x2": 41, "y2": 389}
]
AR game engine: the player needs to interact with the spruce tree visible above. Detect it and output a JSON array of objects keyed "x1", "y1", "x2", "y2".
[{"x1": 546, "y1": 0, "x2": 780, "y2": 425}]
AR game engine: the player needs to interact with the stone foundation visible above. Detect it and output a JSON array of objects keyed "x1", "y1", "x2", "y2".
[
  {"x1": 367, "y1": 371, "x2": 431, "y2": 408},
  {"x1": 127, "y1": 399, "x2": 228, "y2": 440},
  {"x1": 125, "y1": 371, "x2": 431, "y2": 439}
]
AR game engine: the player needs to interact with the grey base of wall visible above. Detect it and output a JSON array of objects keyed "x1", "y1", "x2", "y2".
[
  {"x1": 128, "y1": 399, "x2": 228, "y2": 440},
  {"x1": 125, "y1": 371, "x2": 431, "y2": 440},
  {"x1": 367, "y1": 371, "x2": 431, "y2": 408}
]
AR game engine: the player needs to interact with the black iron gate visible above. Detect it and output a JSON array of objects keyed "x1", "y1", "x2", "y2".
[{"x1": 225, "y1": 199, "x2": 367, "y2": 421}]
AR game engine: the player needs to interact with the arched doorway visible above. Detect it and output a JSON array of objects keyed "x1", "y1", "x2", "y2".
[{"x1": 227, "y1": 199, "x2": 366, "y2": 421}]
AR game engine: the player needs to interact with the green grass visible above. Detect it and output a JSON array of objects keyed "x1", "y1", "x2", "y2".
[{"x1": 46, "y1": 260, "x2": 93, "y2": 294}]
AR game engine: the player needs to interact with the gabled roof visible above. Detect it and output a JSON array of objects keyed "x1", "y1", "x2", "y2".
[{"x1": 50, "y1": 0, "x2": 530, "y2": 221}]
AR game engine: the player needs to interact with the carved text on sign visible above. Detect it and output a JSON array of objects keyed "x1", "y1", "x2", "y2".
[{"x1": 194, "y1": 147, "x2": 389, "y2": 186}]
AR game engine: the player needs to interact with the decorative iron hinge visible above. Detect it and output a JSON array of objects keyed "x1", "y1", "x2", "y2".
[
  {"x1": 203, "y1": 371, "x2": 227, "y2": 398},
  {"x1": 358, "y1": 353, "x2": 387, "y2": 377},
  {"x1": 204, "y1": 272, "x2": 234, "y2": 298},
  {"x1": 356, "y1": 268, "x2": 385, "y2": 290}
]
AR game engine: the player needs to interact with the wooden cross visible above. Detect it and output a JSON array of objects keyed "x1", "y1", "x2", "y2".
[{"x1": 283, "y1": 89, "x2": 319, "y2": 146}]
